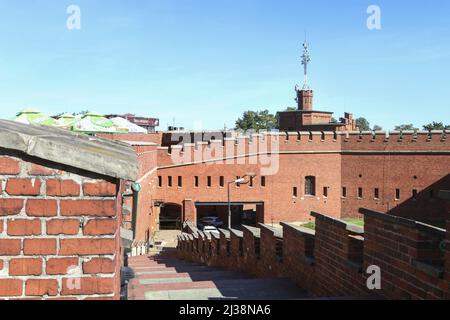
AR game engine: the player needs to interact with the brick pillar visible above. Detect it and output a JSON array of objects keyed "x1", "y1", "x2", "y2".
[{"x1": 182, "y1": 199, "x2": 196, "y2": 223}]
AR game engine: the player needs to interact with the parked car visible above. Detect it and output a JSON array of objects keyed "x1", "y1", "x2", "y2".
[
  {"x1": 198, "y1": 216, "x2": 224, "y2": 228},
  {"x1": 202, "y1": 226, "x2": 220, "y2": 236}
]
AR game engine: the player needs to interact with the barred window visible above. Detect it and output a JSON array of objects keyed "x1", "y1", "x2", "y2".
[{"x1": 305, "y1": 176, "x2": 316, "y2": 196}]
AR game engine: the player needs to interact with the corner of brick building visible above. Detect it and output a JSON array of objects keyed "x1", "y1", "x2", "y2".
[{"x1": 0, "y1": 149, "x2": 125, "y2": 300}]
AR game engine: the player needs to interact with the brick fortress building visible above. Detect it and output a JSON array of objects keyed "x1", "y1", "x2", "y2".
[{"x1": 98, "y1": 43, "x2": 449, "y2": 240}]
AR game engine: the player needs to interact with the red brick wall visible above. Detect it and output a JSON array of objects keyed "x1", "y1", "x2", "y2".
[
  {"x1": 0, "y1": 152, "x2": 123, "y2": 300},
  {"x1": 177, "y1": 208, "x2": 449, "y2": 299},
  {"x1": 156, "y1": 132, "x2": 449, "y2": 226}
]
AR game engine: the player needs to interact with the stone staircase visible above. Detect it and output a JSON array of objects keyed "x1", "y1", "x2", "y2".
[{"x1": 126, "y1": 248, "x2": 309, "y2": 300}]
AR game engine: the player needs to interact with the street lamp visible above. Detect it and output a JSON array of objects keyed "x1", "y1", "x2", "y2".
[{"x1": 227, "y1": 173, "x2": 256, "y2": 229}]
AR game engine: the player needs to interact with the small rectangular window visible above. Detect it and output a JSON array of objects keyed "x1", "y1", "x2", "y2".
[
  {"x1": 323, "y1": 187, "x2": 328, "y2": 198},
  {"x1": 305, "y1": 176, "x2": 316, "y2": 196},
  {"x1": 236, "y1": 176, "x2": 241, "y2": 187},
  {"x1": 395, "y1": 189, "x2": 400, "y2": 200},
  {"x1": 168, "y1": 176, "x2": 172, "y2": 187},
  {"x1": 178, "y1": 176, "x2": 182, "y2": 187},
  {"x1": 220, "y1": 176, "x2": 224, "y2": 187},
  {"x1": 158, "y1": 176, "x2": 162, "y2": 188},
  {"x1": 374, "y1": 188, "x2": 379, "y2": 199},
  {"x1": 207, "y1": 176, "x2": 212, "y2": 187},
  {"x1": 249, "y1": 176, "x2": 254, "y2": 187},
  {"x1": 342, "y1": 187, "x2": 347, "y2": 198},
  {"x1": 358, "y1": 187, "x2": 363, "y2": 199},
  {"x1": 194, "y1": 176, "x2": 199, "y2": 188},
  {"x1": 261, "y1": 176, "x2": 266, "y2": 187},
  {"x1": 293, "y1": 187, "x2": 298, "y2": 198}
]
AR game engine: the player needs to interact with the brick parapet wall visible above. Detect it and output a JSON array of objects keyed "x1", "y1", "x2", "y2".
[
  {"x1": 361, "y1": 208, "x2": 448, "y2": 299},
  {"x1": 157, "y1": 131, "x2": 449, "y2": 167},
  {"x1": 177, "y1": 209, "x2": 449, "y2": 299},
  {"x1": 0, "y1": 152, "x2": 123, "y2": 300},
  {"x1": 96, "y1": 133, "x2": 163, "y2": 146}
]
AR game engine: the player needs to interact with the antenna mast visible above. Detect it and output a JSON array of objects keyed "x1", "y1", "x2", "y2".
[{"x1": 301, "y1": 41, "x2": 311, "y2": 89}]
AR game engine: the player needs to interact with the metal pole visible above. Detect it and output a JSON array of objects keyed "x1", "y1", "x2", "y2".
[{"x1": 227, "y1": 182, "x2": 231, "y2": 229}]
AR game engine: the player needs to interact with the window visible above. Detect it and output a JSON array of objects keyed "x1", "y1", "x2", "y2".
[
  {"x1": 293, "y1": 187, "x2": 298, "y2": 198},
  {"x1": 194, "y1": 176, "x2": 199, "y2": 188},
  {"x1": 412, "y1": 189, "x2": 418, "y2": 199},
  {"x1": 395, "y1": 189, "x2": 400, "y2": 200},
  {"x1": 168, "y1": 176, "x2": 172, "y2": 187},
  {"x1": 342, "y1": 187, "x2": 347, "y2": 198},
  {"x1": 358, "y1": 188, "x2": 363, "y2": 199},
  {"x1": 305, "y1": 176, "x2": 316, "y2": 196},
  {"x1": 236, "y1": 176, "x2": 241, "y2": 187},
  {"x1": 323, "y1": 187, "x2": 328, "y2": 198},
  {"x1": 374, "y1": 188, "x2": 379, "y2": 199},
  {"x1": 178, "y1": 176, "x2": 182, "y2": 188},
  {"x1": 249, "y1": 176, "x2": 254, "y2": 187},
  {"x1": 261, "y1": 176, "x2": 266, "y2": 187},
  {"x1": 207, "y1": 176, "x2": 212, "y2": 187},
  {"x1": 220, "y1": 176, "x2": 224, "y2": 188},
  {"x1": 158, "y1": 176, "x2": 162, "y2": 187}
]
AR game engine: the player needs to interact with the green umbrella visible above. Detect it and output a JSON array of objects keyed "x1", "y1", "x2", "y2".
[
  {"x1": 72, "y1": 111, "x2": 123, "y2": 133},
  {"x1": 54, "y1": 114, "x2": 76, "y2": 129},
  {"x1": 12, "y1": 108, "x2": 56, "y2": 126}
]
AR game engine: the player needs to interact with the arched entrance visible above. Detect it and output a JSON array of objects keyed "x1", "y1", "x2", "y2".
[{"x1": 159, "y1": 203, "x2": 182, "y2": 230}]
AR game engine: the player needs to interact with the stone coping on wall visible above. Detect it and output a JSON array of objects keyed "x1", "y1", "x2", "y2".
[
  {"x1": 258, "y1": 223, "x2": 283, "y2": 238},
  {"x1": 218, "y1": 229, "x2": 230, "y2": 238},
  {"x1": 230, "y1": 228, "x2": 244, "y2": 238},
  {"x1": 0, "y1": 119, "x2": 138, "y2": 181},
  {"x1": 242, "y1": 225, "x2": 261, "y2": 237},
  {"x1": 359, "y1": 208, "x2": 446, "y2": 236},
  {"x1": 280, "y1": 222, "x2": 316, "y2": 238},
  {"x1": 311, "y1": 211, "x2": 364, "y2": 235}
]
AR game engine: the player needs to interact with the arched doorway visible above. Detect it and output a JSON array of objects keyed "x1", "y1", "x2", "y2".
[{"x1": 159, "y1": 203, "x2": 182, "y2": 230}]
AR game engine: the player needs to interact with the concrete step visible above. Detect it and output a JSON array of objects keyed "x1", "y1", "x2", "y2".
[{"x1": 127, "y1": 249, "x2": 309, "y2": 301}]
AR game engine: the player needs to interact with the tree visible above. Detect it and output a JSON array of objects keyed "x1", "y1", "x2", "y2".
[
  {"x1": 395, "y1": 124, "x2": 418, "y2": 131},
  {"x1": 423, "y1": 122, "x2": 450, "y2": 131},
  {"x1": 373, "y1": 125, "x2": 383, "y2": 131},
  {"x1": 72, "y1": 110, "x2": 90, "y2": 116},
  {"x1": 285, "y1": 107, "x2": 297, "y2": 111},
  {"x1": 355, "y1": 117, "x2": 371, "y2": 131},
  {"x1": 235, "y1": 110, "x2": 277, "y2": 131}
]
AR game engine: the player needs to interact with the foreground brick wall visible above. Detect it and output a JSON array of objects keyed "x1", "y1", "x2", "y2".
[
  {"x1": 177, "y1": 208, "x2": 449, "y2": 299},
  {"x1": 0, "y1": 151, "x2": 123, "y2": 300}
]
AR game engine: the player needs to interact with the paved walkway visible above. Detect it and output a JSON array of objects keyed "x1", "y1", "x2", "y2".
[{"x1": 127, "y1": 249, "x2": 309, "y2": 300}]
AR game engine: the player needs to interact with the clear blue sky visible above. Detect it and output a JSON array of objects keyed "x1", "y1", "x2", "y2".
[{"x1": 0, "y1": 0, "x2": 449, "y2": 130}]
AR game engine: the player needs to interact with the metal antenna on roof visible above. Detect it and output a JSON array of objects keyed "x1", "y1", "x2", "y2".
[{"x1": 301, "y1": 36, "x2": 311, "y2": 90}]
